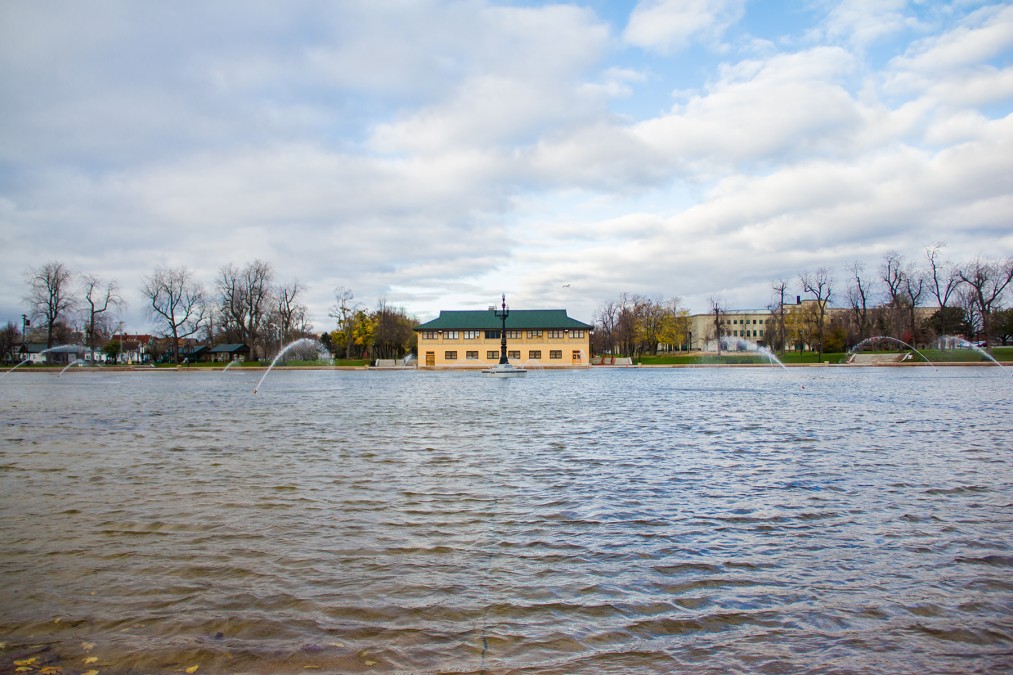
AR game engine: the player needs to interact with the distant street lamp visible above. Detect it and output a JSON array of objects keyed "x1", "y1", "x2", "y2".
[
  {"x1": 20, "y1": 314, "x2": 29, "y2": 362},
  {"x1": 116, "y1": 321, "x2": 124, "y2": 364}
]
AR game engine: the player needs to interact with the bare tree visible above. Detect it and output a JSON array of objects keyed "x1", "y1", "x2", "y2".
[
  {"x1": 275, "y1": 280, "x2": 307, "y2": 345},
  {"x1": 596, "y1": 293, "x2": 677, "y2": 357},
  {"x1": 956, "y1": 257, "x2": 1013, "y2": 344},
  {"x1": 1, "y1": 321, "x2": 21, "y2": 363},
  {"x1": 143, "y1": 266, "x2": 208, "y2": 363},
  {"x1": 879, "y1": 250, "x2": 910, "y2": 337},
  {"x1": 901, "y1": 270, "x2": 925, "y2": 345},
  {"x1": 372, "y1": 298, "x2": 417, "y2": 360},
  {"x1": 613, "y1": 293, "x2": 643, "y2": 357},
  {"x1": 217, "y1": 260, "x2": 275, "y2": 359},
  {"x1": 925, "y1": 243, "x2": 959, "y2": 308},
  {"x1": 880, "y1": 251, "x2": 906, "y2": 306},
  {"x1": 800, "y1": 267, "x2": 833, "y2": 361},
  {"x1": 329, "y1": 286, "x2": 361, "y2": 359},
  {"x1": 24, "y1": 261, "x2": 77, "y2": 348},
  {"x1": 590, "y1": 298, "x2": 615, "y2": 356},
  {"x1": 845, "y1": 262, "x2": 872, "y2": 344},
  {"x1": 956, "y1": 286, "x2": 981, "y2": 341},
  {"x1": 708, "y1": 296, "x2": 724, "y2": 354},
  {"x1": 81, "y1": 274, "x2": 124, "y2": 355},
  {"x1": 924, "y1": 242, "x2": 963, "y2": 336},
  {"x1": 768, "y1": 280, "x2": 789, "y2": 353}
]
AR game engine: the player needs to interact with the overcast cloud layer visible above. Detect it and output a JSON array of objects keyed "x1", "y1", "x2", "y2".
[{"x1": 2, "y1": 0, "x2": 1011, "y2": 330}]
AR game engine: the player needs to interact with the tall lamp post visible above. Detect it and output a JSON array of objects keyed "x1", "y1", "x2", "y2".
[{"x1": 494, "y1": 293, "x2": 510, "y2": 365}]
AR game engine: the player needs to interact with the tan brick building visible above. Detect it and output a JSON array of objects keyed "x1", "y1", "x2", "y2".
[{"x1": 415, "y1": 308, "x2": 592, "y2": 368}]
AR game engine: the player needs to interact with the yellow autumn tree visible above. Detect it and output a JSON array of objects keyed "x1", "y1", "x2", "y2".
[
  {"x1": 784, "y1": 302, "x2": 822, "y2": 351},
  {"x1": 351, "y1": 310, "x2": 377, "y2": 359}
]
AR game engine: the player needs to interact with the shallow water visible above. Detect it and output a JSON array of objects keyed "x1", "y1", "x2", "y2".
[{"x1": 1, "y1": 367, "x2": 1012, "y2": 673}]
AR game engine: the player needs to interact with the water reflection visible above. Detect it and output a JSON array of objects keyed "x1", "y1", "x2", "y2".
[{"x1": 1, "y1": 368, "x2": 1011, "y2": 673}]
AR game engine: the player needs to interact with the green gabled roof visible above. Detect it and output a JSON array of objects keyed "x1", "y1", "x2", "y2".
[
  {"x1": 209, "y1": 343, "x2": 249, "y2": 353},
  {"x1": 415, "y1": 309, "x2": 592, "y2": 331}
]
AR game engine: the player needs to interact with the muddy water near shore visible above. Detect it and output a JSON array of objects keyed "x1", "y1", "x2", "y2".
[{"x1": 1, "y1": 367, "x2": 1012, "y2": 673}]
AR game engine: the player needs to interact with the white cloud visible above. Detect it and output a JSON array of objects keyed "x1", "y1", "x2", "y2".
[
  {"x1": 525, "y1": 46, "x2": 866, "y2": 190},
  {"x1": 1, "y1": 1, "x2": 1011, "y2": 331},
  {"x1": 892, "y1": 3, "x2": 1013, "y2": 73},
  {"x1": 623, "y1": 0, "x2": 745, "y2": 54},
  {"x1": 822, "y1": 0, "x2": 915, "y2": 49},
  {"x1": 637, "y1": 47, "x2": 864, "y2": 166}
]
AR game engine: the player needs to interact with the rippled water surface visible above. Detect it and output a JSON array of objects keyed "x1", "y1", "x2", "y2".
[{"x1": 2, "y1": 367, "x2": 1012, "y2": 673}]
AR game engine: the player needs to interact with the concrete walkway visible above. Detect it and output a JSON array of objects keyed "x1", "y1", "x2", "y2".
[{"x1": 847, "y1": 353, "x2": 907, "y2": 365}]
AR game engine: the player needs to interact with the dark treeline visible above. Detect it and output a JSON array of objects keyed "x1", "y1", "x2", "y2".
[
  {"x1": 7, "y1": 259, "x2": 419, "y2": 364},
  {"x1": 753, "y1": 246, "x2": 1013, "y2": 358},
  {"x1": 322, "y1": 288, "x2": 416, "y2": 361},
  {"x1": 591, "y1": 294, "x2": 690, "y2": 359},
  {"x1": 591, "y1": 245, "x2": 1013, "y2": 358},
  {"x1": 11, "y1": 260, "x2": 319, "y2": 364},
  {"x1": 6, "y1": 245, "x2": 1012, "y2": 364}
]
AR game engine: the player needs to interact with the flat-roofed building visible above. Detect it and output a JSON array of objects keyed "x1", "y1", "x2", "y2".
[
  {"x1": 415, "y1": 308, "x2": 593, "y2": 368},
  {"x1": 687, "y1": 309, "x2": 775, "y2": 351},
  {"x1": 687, "y1": 301, "x2": 941, "y2": 352}
]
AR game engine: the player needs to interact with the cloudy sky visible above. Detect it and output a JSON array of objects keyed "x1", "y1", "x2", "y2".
[{"x1": 2, "y1": 0, "x2": 1011, "y2": 333}]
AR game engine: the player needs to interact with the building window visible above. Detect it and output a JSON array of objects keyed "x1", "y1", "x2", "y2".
[
  {"x1": 505, "y1": 330, "x2": 522, "y2": 339},
  {"x1": 445, "y1": 351, "x2": 457, "y2": 360},
  {"x1": 550, "y1": 350, "x2": 562, "y2": 359},
  {"x1": 487, "y1": 351, "x2": 499, "y2": 360},
  {"x1": 571, "y1": 330, "x2": 584, "y2": 338},
  {"x1": 466, "y1": 351, "x2": 479, "y2": 359},
  {"x1": 445, "y1": 331, "x2": 459, "y2": 339},
  {"x1": 422, "y1": 331, "x2": 438, "y2": 340},
  {"x1": 464, "y1": 330, "x2": 480, "y2": 339},
  {"x1": 527, "y1": 330, "x2": 543, "y2": 338},
  {"x1": 528, "y1": 350, "x2": 541, "y2": 360},
  {"x1": 485, "y1": 330, "x2": 500, "y2": 339},
  {"x1": 548, "y1": 330, "x2": 563, "y2": 338},
  {"x1": 508, "y1": 350, "x2": 520, "y2": 359}
]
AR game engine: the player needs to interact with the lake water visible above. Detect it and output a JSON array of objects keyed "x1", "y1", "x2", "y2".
[{"x1": 1, "y1": 366, "x2": 1011, "y2": 673}]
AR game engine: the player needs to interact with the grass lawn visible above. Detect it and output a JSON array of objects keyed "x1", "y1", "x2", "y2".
[
  {"x1": 637, "y1": 352, "x2": 850, "y2": 365},
  {"x1": 155, "y1": 358, "x2": 369, "y2": 368},
  {"x1": 637, "y1": 347, "x2": 1010, "y2": 366}
]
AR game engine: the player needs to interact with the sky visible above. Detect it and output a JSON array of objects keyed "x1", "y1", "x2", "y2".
[{"x1": 2, "y1": 0, "x2": 1012, "y2": 334}]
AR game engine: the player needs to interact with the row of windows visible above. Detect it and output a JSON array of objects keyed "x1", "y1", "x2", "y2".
[
  {"x1": 732, "y1": 330, "x2": 764, "y2": 337},
  {"x1": 421, "y1": 330, "x2": 585, "y2": 340},
  {"x1": 445, "y1": 350, "x2": 568, "y2": 360},
  {"x1": 722, "y1": 318, "x2": 768, "y2": 325}
]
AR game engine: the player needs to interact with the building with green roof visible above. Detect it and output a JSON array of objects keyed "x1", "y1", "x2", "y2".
[{"x1": 415, "y1": 307, "x2": 592, "y2": 368}]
